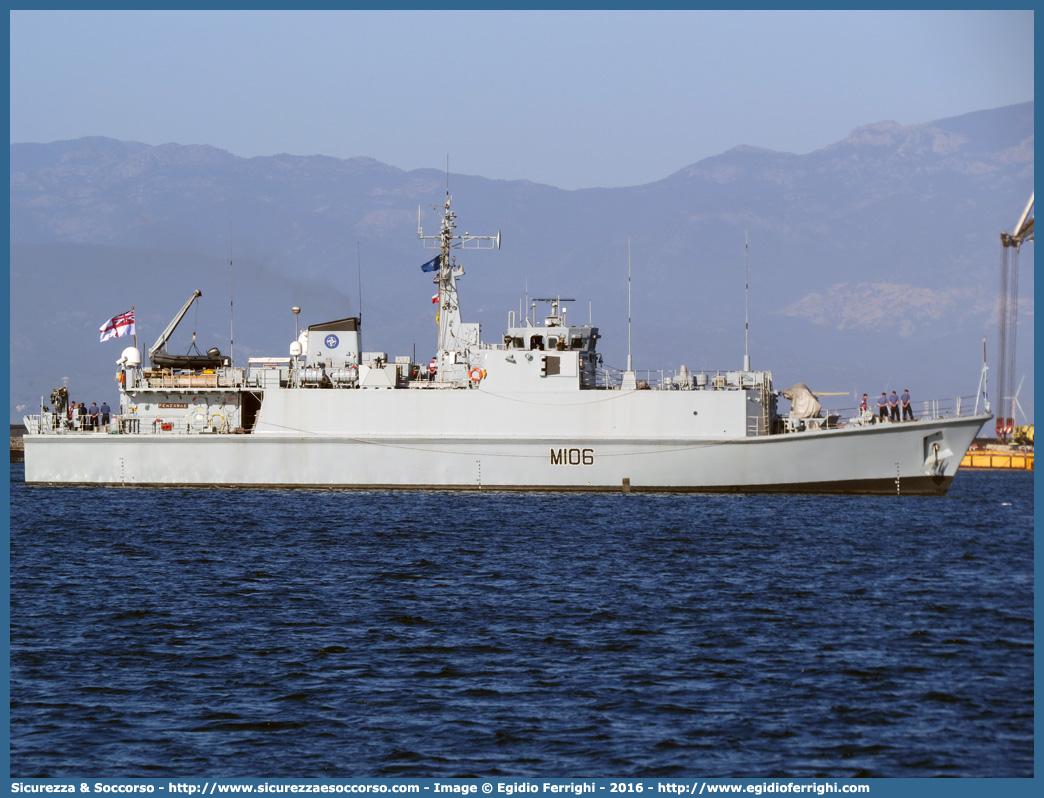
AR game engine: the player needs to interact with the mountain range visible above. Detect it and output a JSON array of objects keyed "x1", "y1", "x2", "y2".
[{"x1": 9, "y1": 101, "x2": 1034, "y2": 423}]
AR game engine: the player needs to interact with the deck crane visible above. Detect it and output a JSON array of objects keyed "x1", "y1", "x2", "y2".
[
  {"x1": 996, "y1": 194, "x2": 1033, "y2": 440},
  {"x1": 148, "y1": 289, "x2": 225, "y2": 370}
]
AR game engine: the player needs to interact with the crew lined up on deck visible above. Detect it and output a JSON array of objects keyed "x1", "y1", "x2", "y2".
[
  {"x1": 65, "y1": 400, "x2": 110, "y2": 430},
  {"x1": 873, "y1": 390, "x2": 914, "y2": 422}
]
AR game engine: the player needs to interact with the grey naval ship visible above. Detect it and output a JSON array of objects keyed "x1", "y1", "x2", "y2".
[{"x1": 23, "y1": 193, "x2": 990, "y2": 494}]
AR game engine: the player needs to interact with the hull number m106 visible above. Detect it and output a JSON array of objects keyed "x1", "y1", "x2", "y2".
[{"x1": 551, "y1": 447, "x2": 594, "y2": 466}]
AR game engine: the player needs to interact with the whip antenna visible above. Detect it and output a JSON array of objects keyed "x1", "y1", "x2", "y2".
[
  {"x1": 229, "y1": 223, "x2": 235, "y2": 367},
  {"x1": 627, "y1": 238, "x2": 633, "y2": 373},
  {"x1": 744, "y1": 213, "x2": 751, "y2": 372}
]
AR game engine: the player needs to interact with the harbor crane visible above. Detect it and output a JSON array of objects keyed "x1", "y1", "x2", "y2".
[
  {"x1": 1000, "y1": 192, "x2": 1034, "y2": 250},
  {"x1": 996, "y1": 193, "x2": 1033, "y2": 441}
]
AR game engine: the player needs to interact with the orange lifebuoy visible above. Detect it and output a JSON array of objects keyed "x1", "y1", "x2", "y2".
[{"x1": 469, "y1": 368, "x2": 484, "y2": 382}]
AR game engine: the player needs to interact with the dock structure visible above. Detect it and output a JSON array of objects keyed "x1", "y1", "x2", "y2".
[
  {"x1": 10, "y1": 424, "x2": 24, "y2": 462},
  {"x1": 961, "y1": 451, "x2": 1034, "y2": 470}
]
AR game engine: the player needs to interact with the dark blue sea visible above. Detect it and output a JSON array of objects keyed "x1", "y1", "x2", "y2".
[{"x1": 8, "y1": 464, "x2": 1034, "y2": 778}]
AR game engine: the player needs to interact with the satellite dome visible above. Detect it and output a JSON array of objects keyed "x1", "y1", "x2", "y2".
[{"x1": 120, "y1": 347, "x2": 142, "y2": 367}]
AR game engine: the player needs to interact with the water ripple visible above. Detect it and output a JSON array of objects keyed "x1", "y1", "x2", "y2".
[{"x1": 10, "y1": 466, "x2": 1033, "y2": 777}]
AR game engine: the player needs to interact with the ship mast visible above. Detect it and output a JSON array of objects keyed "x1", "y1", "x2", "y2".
[{"x1": 418, "y1": 191, "x2": 500, "y2": 382}]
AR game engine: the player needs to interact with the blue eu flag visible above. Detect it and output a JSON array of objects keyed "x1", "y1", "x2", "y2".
[{"x1": 421, "y1": 254, "x2": 441, "y2": 272}]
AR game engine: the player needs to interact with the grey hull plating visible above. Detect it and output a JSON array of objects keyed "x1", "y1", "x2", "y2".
[{"x1": 24, "y1": 413, "x2": 985, "y2": 495}]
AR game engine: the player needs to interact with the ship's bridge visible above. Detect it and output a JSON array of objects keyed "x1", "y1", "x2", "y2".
[
  {"x1": 502, "y1": 323, "x2": 599, "y2": 354},
  {"x1": 500, "y1": 297, "x2": 600, "y2": 355},
  {"x1": 489, "y1": 298, "x2": 601, "y2": 389}
]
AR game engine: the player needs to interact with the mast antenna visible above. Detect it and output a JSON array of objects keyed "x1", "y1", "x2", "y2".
[
  {"x1": 357, "y1": 241, "x2": 363, "y2": 325},
  {"x1": 229, "y1": 223, "x2": 235, "y2": 367},
  {"x1": 627, "y1": 238, "x2": 633, "y2": 373},
  {"x1": 743, "y1": 213, "x2": 751, "y2": 372},
  {"x1": 417, "y1": 179, "x2": 500, "y2": 378}
]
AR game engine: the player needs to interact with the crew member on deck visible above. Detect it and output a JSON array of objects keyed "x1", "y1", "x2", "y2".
[
  {"x1": 888, "y1": 391, "x2": 900, "y2": 422},
  {"x1": 901, "y1": 389, "x2": 914, "y2": 421},
  {"x1": 100, "y1": 401, "x2": 111, "y2": 429},
  {"x1": 877, "y1": 393, "x2": 888, "y2": 422}
]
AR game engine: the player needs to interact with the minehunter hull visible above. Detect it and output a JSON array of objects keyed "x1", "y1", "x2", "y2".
[
  {"x1": 23, "y1": 412, "x2": 988, "y2": 495},
  {"x1": 22, "y1": 193, "x2": 992, "y2": 495}
]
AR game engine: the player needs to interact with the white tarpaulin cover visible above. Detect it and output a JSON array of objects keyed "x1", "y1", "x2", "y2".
[{"x1": 781, "y1": 383, "x2": 823, "y2": 419}]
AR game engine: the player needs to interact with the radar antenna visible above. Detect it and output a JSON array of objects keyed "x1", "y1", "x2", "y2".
[{"x1": 532, "y1": 297, "x2": 575, "y2": 327}]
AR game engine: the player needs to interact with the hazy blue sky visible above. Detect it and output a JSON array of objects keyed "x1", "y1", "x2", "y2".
[{"x1": 9, "y1": 9, "x2": 1034, "y2": 189}]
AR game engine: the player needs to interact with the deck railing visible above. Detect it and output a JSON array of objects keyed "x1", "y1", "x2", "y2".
[
  {"x1": 23, "y1": 412, "x2": 201, "y2": 436},
  {"x1": 777, "y1": 395, "x2": 985, "y2": 435},
  {"x1": 599, "y1": 366, "x2": 771, "y2": 391},
  {"x1": 140, "y1": 367, "x2": 245, "y2": 389},
  {"x1": 23, "y1": 413, "x2": 122, "y2": 435}
]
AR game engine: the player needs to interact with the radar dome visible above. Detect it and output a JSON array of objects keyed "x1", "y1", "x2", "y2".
[
  {"x1": 120, "y1": 347, "x2": 142, "y2": 367},
  {"x1": 290, "y1": 341, "x2": 303, "y2": 357}
]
